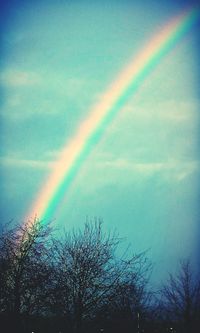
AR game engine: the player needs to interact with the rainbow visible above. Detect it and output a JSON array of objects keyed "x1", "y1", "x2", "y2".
[{"x1": 27, "y1": 6, "x2": 199, "y2": 222}]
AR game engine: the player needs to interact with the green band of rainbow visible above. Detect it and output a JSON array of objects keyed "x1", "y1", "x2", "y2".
[{"x1": 27, "y1": 6, "x2": 199, "y2": 223}]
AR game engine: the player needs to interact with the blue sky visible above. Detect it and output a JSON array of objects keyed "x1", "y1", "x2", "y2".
[{"x1": 0, "y1": 0, "x2": 199, "y2": 283}]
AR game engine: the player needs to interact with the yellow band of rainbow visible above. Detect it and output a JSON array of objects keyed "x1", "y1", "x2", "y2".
[{"x1": 27, "y1": 6, "x2": 199, "y2": 223}]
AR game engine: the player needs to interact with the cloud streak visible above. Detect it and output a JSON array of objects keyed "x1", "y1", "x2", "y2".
[
  {"x1": 0, "y1": 156, "x2": 54, "y2": 169},
  {"x1": 89, "y1": 156, "x2": 200, "y2": 183},
  {"x1": 0, "y1": 70, "x2": 41, "y2": 87}
]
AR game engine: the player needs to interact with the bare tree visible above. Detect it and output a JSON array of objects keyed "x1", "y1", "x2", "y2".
[
  {"x1": 52, "y1": 219, "x2": 151, "y2": 333},
  {"x1": 160, "y1": 259, "x2": 200, "y2": 333},
  {"x1": 102, "y1": 252, "x2": 152, "y2": 332},
  {"x1": 0, "y1": 217, "x2": 152, "y2": 332},
  {"x1": 0, "y1": 218, "x2": 52, "y2": 332}
]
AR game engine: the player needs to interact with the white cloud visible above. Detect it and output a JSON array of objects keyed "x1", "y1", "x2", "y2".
[
  {"x1": 0, "y1": 69, "x2": 101, "y2": 121},
  {"x1": 0, "y1": 70, "x2": 41, "y2": 87},
  {"x1": 0, "y1": 156, "x2": 55, "y2": 169},
  {"x1": 155, "y1": 100, "x2": 198, "y2": 122},
  {"x1": 120, "y1": 98, "x2": 198, "y2": 123},
  {"x1": 84, "y1": 154, "x2": 200, "y2": 185},
  {"x1": 100, "y1": 158, "x2": 164, "y2": 173},
  {"x1": 105, "y1": 157, "x2": 198, "y2": 174}
]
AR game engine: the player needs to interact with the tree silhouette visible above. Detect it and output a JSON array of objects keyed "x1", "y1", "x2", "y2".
[
  {"x1": 0, "y1": 218, "x2": 52, "y2": 332},
  {"x1": 160, "y1": 259, "x2": 200, "y2": 333},
  {"x1": 50, "y1": 219, "x2": 151, "y2": 333},
  {"x1": 2, "y1": 217, "x2": 199, "y2": 333}
]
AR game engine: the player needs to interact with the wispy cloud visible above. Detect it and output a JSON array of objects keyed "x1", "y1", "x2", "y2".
[
  {"x1": 99, "y1": 158, "x2": 163, "y2": 175},
  {"x1": 0, "y1": 70, "x2": 41, "y2": 87},
  {"x1": 0, "y1": 69, "x2": 101, "y2": 122},
  {"x1": 113, "y1": 157, "x2": 197, "y2": 172},
  {"x1": 120, "y1": 98, "x2": 198, "y2": 123},
  {"x1": 88, "y1": 155, "x2": 200, "y2": 183},
  {"x1": 0, "y1": 156, "x2": 55, "y2": 169}
]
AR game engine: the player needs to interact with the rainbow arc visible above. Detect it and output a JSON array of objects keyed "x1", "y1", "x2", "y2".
[{"x1": 27, "y1": 6, "x2": 199, "y2": 223}]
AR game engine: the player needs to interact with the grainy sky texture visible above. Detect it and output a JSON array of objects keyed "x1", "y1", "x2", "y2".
[{"x1": 0, "y1": 0, "x2": 199, "y2": 282}]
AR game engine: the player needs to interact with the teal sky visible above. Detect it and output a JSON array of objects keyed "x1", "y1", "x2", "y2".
[{"x1": 0, "y1": 0, "x2": 199, "y2": 283}]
